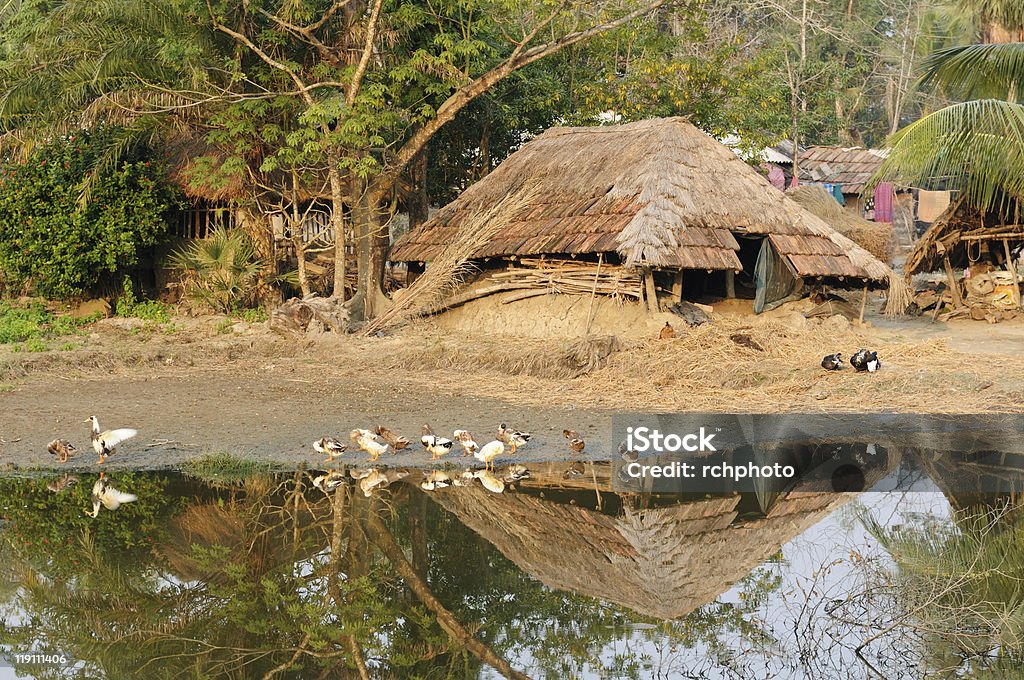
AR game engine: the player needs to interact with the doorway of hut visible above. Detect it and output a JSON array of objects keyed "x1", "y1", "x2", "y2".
[{"x1": 751, "y1": 236, "x2": 802, "y2": 313}]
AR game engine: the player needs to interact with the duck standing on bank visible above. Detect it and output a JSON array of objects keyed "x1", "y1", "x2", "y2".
[
  {"x1": 421, "y1": 424, "x2": 454, "y2": 461},
  {"x1": 475, "y1": 440, "x2": 504, "y2": 471},
  {"x1": 453, "y1": 429, "x2": 478, "y2": 457},
  {"x1": 47, "y1": 438, "x2": 79, "y2": 463},
  {"x1": 374, "y1": 425, "x2": 410, "y2": 452},
  {"x1": 564, "y1": 429, "x2": 585, "y2": 461},
  {"x1": 86, "y1": 416, "x2": 138, "y2": 465},
  {"x1": 497, "y1": 423, "x2": 531, "y2": 453},
  {"x1": 850, "y1": 349, "x2": 881, "y2": 373},
  {"x1": 821, "y1": 353, "x2": 844, "y2": 371},
  {"x1": 313, "y1": 437, "x2": 347, "y2": 463},
  {"x1": 350, "y1": 429, "x2": 390, "y2": 461}
]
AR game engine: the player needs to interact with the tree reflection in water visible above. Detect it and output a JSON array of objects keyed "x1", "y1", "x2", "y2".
[{"x1": 0, "y1": 468, "x2": 788, "y2": 678}]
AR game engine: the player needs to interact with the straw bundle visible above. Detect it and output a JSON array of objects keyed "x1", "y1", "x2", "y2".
[
  {"x1": 787, "y1": 185, "x2": 894, "y2": 263},
  {"x1": 363, "y1": 185, "x2": 540, "y2": 335}
]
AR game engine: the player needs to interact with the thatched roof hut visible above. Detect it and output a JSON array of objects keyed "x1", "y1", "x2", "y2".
[
  {"x1": 391, "y1": 118, "x2": 902, "y2": 308},
  {"x1": 788, "y1": 185, "x2": 894, "y2": 263},
  {"x1": 904, "y1": 197, "x2": 1024, "y2": 276}
]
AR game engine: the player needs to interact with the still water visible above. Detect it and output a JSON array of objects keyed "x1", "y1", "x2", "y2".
[{"x1": 0, "y1": 448, "x2": 1020, "y2": 679}]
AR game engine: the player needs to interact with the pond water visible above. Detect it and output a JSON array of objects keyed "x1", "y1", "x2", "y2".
[{"x1": 0, "y1": 448, "x2": 1021, "y2": 679}]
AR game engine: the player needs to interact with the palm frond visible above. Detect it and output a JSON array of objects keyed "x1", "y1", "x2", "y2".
[
  {"x1": 875, "y1": 99, "x2": 1024, "y2": 215},
  {"x1": 922, "y1": 43, "x2": 1024, "y2": 101}
]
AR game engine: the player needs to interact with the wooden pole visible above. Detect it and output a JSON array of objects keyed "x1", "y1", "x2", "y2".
[
  {"x1": 671, "y1": 271, "x2": 684, "y2": 302},
  {"x1": 1003, "y1": 239, "x2": 1021, "y2": 310},
  {"x1": 643, "y1": 267, "x2": 658, "y2": 313},
  {"x1": 943, "y1": 255, "x2": 964, "y2": 308},
  {"x1": 859, "y1": 284, "x2": 868, "y2": 323},
  {"x1": 725, "y1": 270, "x2": 736, "y2": 299},
  {"x1": 584, "y1": 253, "x2": 603, "y2": 335}
]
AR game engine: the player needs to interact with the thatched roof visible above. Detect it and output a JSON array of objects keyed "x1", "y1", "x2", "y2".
[
  {"x1": 798, "y1": 146, "x2": 888, "y2": 194},
  {"x1": 787, "y1": 185, "x2": 894, "y2": 263},
  {"x1": 391, "y1": 118, "x2": 894, "y2": 284},
  {"x1": 429, "y1": 483, "x2": 847, "y2": 620}
]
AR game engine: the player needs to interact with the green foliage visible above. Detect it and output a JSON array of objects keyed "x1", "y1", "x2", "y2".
[
  {"x1": 168, "y1": 226, "x2": 263, "y2": 314},
  {"x1": 0, "y1": 129, "x2": 178, "y2": 299},
  {"x1": 115, "y1": 276, "x2": 172, "y2": 322},
  {"x1": 0, "y1": 301, "x2": 95, "y2": 345}
]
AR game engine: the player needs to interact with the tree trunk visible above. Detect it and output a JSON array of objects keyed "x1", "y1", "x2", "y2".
[
  {"x1": 349, "y1": 181, "x2": 390, "y2": 321},
  {"x1": 329, "y1": 156, "x2": 348, "y2": 301},
  {"x1": 408, "y1": 149, "x2": 430, "y2": 230},
  {"x1": 291, "y1": 173, "x2": 311, "y2": 297}
]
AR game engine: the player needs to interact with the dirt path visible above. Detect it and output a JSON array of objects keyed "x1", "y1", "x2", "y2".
[{"x1": 0, "y1": 363, "x2": 613, "y2": 470}]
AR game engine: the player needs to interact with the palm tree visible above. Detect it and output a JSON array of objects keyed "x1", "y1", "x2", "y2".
[{"x1": 875, "y1": 0, "x2": 1024, "y2": 215}]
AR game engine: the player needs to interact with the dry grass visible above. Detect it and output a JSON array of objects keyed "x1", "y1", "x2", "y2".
[{"x1": 365, "y1": 315, "x2": 1018, "y2": 413}]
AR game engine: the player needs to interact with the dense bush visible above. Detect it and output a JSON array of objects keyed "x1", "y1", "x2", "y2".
[{"x1": 0, "y1": 129, "x2": 179, "y2": 299}]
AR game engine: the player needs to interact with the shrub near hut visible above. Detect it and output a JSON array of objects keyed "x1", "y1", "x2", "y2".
[{"x1": 0, "y1": 129, "x2": 178, "y2": 299}]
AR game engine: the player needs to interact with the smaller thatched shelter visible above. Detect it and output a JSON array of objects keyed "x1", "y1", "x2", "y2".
[
  {"x1": 390, "y1": 118, "x2": 906, "y2": 316},
  {"x1": 788, "y1": 185, "x2": 894, "y2": 263}
]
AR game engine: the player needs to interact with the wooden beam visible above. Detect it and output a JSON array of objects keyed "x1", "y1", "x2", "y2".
[
  {"x1": 859, "y1": 284, "x2": 868, "y2": 323},
  {"x1": 725, "y1": 270, "x2": 736, "y2": 299},
  {"x1": 643, "y1": 267, "x2": 658, "y2": 313},
  {"x1": 1004, "y1": 239, "x2": 1021, "y2": 310},
  {"x1": 960, "y1": 233, "x2": 1024, "y2": 241},
  {"x1": 943, "y1": 255, "x2": 964, "y2": 308}
]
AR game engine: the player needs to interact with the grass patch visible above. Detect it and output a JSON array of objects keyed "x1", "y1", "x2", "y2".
[
  {"x1": 116, "y1": 276, "x2": 172, "y2": 323},
  {"x1": 182, "y1": 452, "x2": 274, "y2": 484},
  {"x1": 0, "y1": 301, "x2": 98, "y2": 346}
]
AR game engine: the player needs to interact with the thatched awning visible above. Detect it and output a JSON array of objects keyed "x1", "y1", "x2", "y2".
[
  {"x1": 391, "y1": 118, "x2": 894, "y2": 284},
  {"x1": 902, "y1": 198, "x2": 1022, "y2": 276}
]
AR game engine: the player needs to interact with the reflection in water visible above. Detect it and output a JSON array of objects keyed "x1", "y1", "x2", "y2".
[{"x1": 0, "y1": 446, "x2": 1021, "y2": 679}]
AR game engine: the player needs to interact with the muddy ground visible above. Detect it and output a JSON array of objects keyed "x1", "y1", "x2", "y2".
[{"x1": 1, "y1": 304, "x2": 1023, "y2": 471}]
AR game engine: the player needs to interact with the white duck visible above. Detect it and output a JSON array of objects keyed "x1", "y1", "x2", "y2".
[
  {"x1": 420, "y1": 424, "x2": 454, "y2": 461},
  {"x1": 350, "y1": 429, "x2": 390, "y2": 461},
  {"x1": 475, "y1": 440, "x2": 504, "y2": 471},
  {"x1": 497, "y1": 423, "x2": 531, "y2": 453},
  {"x1": 86, "y1": 473, "x2": 137, "y2": 517},
  {"x1": 86, "y1": 416, "x2": 137, "y2": 465}
]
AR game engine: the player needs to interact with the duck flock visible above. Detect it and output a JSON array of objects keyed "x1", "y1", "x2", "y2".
[
  {"x1": 42, "y1": 417, "x2": 591, "y2": 518},
  {"x1": 821, "y1": 348, "x2": 882, "y2": 373}
]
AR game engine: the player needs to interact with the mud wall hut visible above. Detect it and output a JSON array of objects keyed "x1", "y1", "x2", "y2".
[{"x1": 389, "y1": 118, "x2": 905, "y2": 319}]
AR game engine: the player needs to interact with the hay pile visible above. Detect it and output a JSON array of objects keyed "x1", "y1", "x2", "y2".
[
  {"x1": 370, "y1": 315, "x2": 1015, "y2": 413},
  {"x1": 787, "y1": 185, "x2": 894, "y2": 263}
]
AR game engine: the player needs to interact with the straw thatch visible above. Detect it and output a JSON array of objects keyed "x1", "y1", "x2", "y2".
[
  {"x1": 391, "y1": 118, "x2": 895, "y2": 287},
  {"x1": 902, "y1": 197, "x2": 1023, "y2": 276},
  {"x1": 787, "y1": 185, "x2": 894, "y2": 263}
]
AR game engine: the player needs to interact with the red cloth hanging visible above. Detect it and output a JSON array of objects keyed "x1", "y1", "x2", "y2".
[{"x1": 874, "y1": 182, "x2": 894, "y2": 222}]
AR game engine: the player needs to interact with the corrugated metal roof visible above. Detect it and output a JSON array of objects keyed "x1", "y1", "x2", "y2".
[{"x1": 798, "y1": 146, "x2": 889, "y2": 193}]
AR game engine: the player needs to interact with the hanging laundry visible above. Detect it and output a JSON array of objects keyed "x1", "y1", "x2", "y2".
[
  {"x1": 917, "y1": 190, "x2": 951, "y2": 223},
  {"x1": 874, "y1": 182, "x2": 894, "y2": 222},
  {"x1": 767, "y1": 164, "x2": 786, "y2": 190}
]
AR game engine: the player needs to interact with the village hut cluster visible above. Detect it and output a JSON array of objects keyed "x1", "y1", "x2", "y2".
[{"x1": 387, "y1": 118, "x2": 908, "y2": 336}]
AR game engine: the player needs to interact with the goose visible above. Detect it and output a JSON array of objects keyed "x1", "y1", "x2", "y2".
[
  {"x1": 850, "y1": 349, "x2": 881, "y2": 373},
  {"x1": 350, "y1": 429, "x2": 390, "y2": 461},
  {"x1": 420, "y1": 424, "x2": 454, "y2": 461},
  {"x1": 821, "y1": 353, "x2": 844, "y2": 371},
  {"x1": 374, "y1": 425, "x2": 410, "y2": 451},
  {"x1": 47, "y1": 438, "x2": 79, "y2": 463},
  {"x1": 312, "y1": 470, "x2": 347, "y2": 493},
  {"x1": 420, "y1": 469, "x2": 452, "y2": 491},
  {"x1": 47, "y1": 474, "x2": 79, "y2": 494},
  {"x1": 474, "y1": 469, "x2": 505, "y2": 494},
  {"x1": 86, "y1": 473, "x2": 137, "y2": 517},
  {"x1": 313, "y1": 437, "x2": 347, "y2": 463},
  {"x1": 453, "y1": 429, "x2": 478, "y2": 457},
  {"x1": 564, "y1": 429, "x2": 585, "y2": 460},
  {"x1": 86, "y1": 416, "x2": 137, "y2": 465},
  {"x1": 497, "y1": 423, "x2": 531, "y2": 453},
  {"x1": 475, "y1": 440, "x2": 504, "y2": 471}
]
